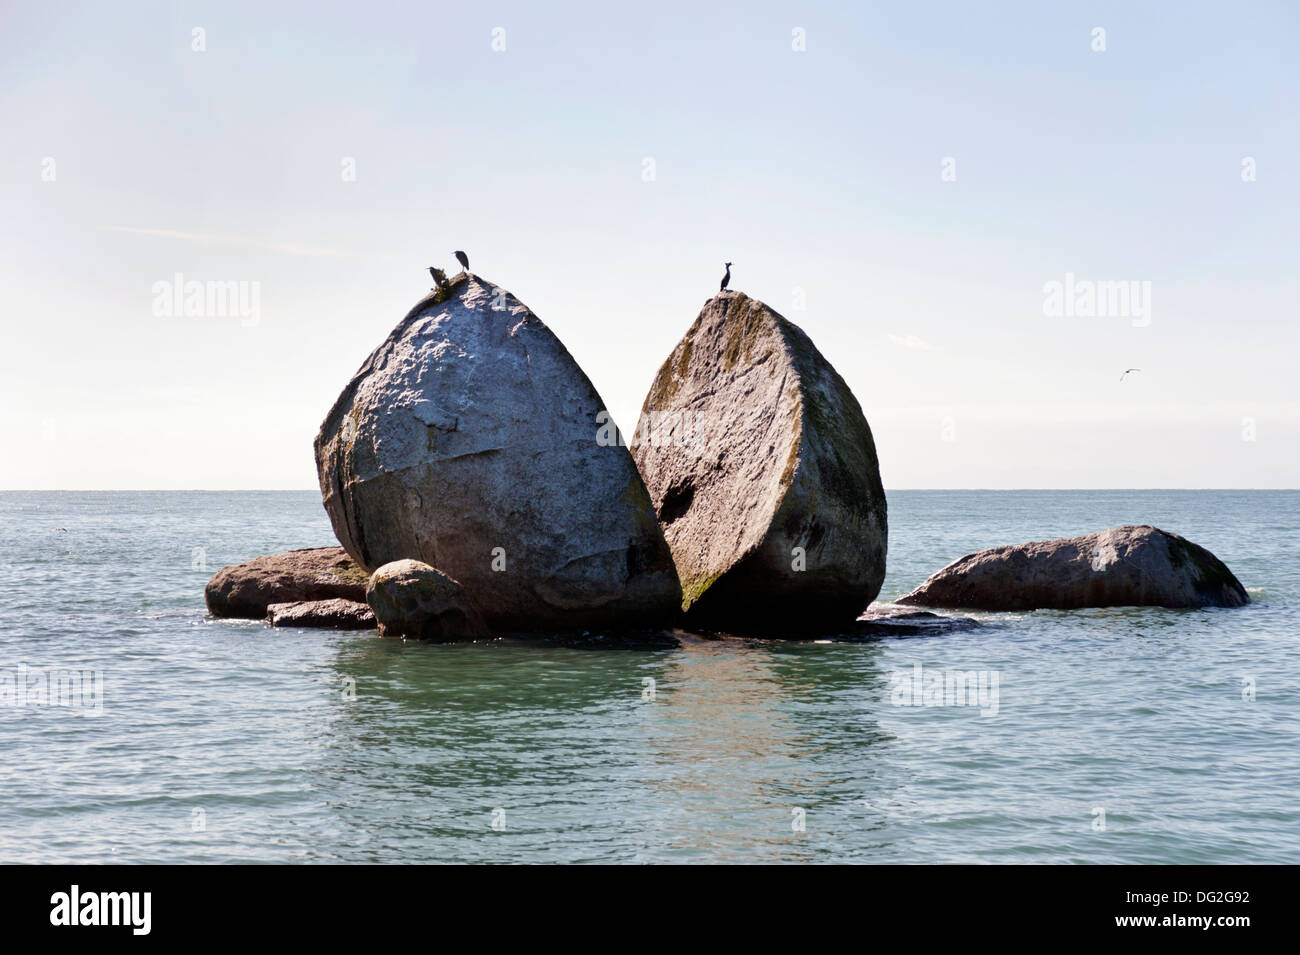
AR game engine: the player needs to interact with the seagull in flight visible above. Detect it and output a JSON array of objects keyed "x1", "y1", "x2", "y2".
[{"x1": 1120, "y1": 368, "x2": 1141, "y2": 381}]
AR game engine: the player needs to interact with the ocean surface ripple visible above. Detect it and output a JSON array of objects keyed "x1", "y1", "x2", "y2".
[{"x1": 0, "y1": 490, "x2": 1295, "y2": 863}]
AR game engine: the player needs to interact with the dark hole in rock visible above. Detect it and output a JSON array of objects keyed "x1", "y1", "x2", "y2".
[{"x1": 658, "y1": 479, "x2": 696, "y2": 525}]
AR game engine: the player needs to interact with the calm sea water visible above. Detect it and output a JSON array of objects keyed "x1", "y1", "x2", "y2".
[{"x1": 0, "y1": 490, "x2": 1295, "y2": 864}]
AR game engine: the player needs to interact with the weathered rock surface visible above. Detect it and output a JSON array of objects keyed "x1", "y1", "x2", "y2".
[
  {"x1": 898, "y1": 525, "x2": 1249, "y2": 611},
  {"x1": 265, "y1": 598, "x2": 376, "y2": 630},
  {"x1": 205, "y1": 547, "x2": 369, "y2": 619},
  {"x1": 632, "y1": 291, "x2": 887, "y2": 629},
  {"x1": 366, "y1": 559, "x2": 489, "y2": 640},
  {"x1": 314, "y1": 273, "x2": 680, "y2": 631}
]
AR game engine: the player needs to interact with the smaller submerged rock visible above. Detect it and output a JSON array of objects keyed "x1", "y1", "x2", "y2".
[
  {"x1": 853, "y1": 604, "x2": 979, "y2": 636},
  {"x1": 898, "y1": 525, "x2": 1248, "y2": 611},
  {"x1": 266, "y1": 599, "x2": 375, "y2": 630},
  {"x1": 205, "y1": 547, "x2": 369, "y2": 619},
  {"x1": 366, "y1": 560, "x2": 489, "y2": 641}
]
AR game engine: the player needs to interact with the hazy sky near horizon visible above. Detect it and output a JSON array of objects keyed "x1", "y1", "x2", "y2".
[{"x1": 2, "y1": 0, "x2": 1298, "y2": 489}]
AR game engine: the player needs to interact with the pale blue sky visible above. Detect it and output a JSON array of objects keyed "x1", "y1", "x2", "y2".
[{"x1": 2, "y1": 1, "x2": 1297, "y2": 488}]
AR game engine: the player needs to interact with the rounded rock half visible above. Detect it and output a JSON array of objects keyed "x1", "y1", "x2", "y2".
[
  {"x1": 633, "y1": 290, "x2": 887, "y2": 629},
  {"x1": 315, "y1": 274, "x2": 680, "y2": 631}
]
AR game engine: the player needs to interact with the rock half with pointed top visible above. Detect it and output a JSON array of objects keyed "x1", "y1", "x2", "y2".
[
  {"x1": 632, "y1": 290, "x2": 887, "y2": 630},
  {"x1": 897, "y1": 525, "x2": 1248, "y2": 610},
  {"x1": 314, "y1": 273, "x2": 680, "y2": 631}
]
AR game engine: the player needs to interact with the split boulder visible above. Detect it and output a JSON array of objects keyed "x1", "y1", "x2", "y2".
[
  {"x1": 632, "y1": 291, "x2": 888, "y2": 629},
  {"x1": 313, "y1": 274, "x2": 680, "y2": 631}
]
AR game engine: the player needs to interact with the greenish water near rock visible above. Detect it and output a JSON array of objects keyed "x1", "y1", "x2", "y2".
[{"x1": 0, "y1": 490, "x2": 1295, "y2": 863}]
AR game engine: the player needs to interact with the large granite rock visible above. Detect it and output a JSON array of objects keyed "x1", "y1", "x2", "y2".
[
  {"x1": 366, "y1": 560, "x2": 488, "y2": 641},
  {"x1": 205, "y1": 547, "x2": 368, "y2": 619},
  {"x1": 266, "y1": 598, "x2": 376, "y2": 630},
  {"x1": 633, "y1": 291, "x2": 887, "y2": 629},
  {"x1": 314, "y1": 273, "x2": 680, "y2": 631},
  {"x1": 898, "y1": 525, "x2": 1249, "y2": 610}
]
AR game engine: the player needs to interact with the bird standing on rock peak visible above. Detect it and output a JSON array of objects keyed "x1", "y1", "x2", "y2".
[
  {"x1": 428, "y1": 266, "x2": 449, "y2": 290},
  {"x1": 720, "y1": 262, "x2": 732, "y2": 291},
  {"x1": 454, "y1": 250, "x2": 470, "y2": 273}
]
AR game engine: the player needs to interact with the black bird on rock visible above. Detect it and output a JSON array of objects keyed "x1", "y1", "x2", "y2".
[
  {"x1": 428, "y1": 266, "x2": 449, "y2": 290},
  {"x1": 454, "y1": 250, "x2": 470, "y2": 273},
  {"x1": 720, "y1": 262, "x2": 732, "y2": 291}
]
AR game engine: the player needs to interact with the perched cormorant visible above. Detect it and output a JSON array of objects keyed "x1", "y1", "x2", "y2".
[
  {"x1": 428, "y1": 266, "x2": 449, "y2": 289},
  {"x1": 720, "y1": 262, "x2": 732, "y2": 291},
  {"x1": 454, "y1": 250, "x2": 470, "y2": 272}
]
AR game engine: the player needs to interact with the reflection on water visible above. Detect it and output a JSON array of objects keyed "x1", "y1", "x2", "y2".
[
  {"x1": 637, "y1": 637, "x2": 890, "y2": 862},
  {"x1": 311, "y1": 633, "x2": 894, "y2": 862}
]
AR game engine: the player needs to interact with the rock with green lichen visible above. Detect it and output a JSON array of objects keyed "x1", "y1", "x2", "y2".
[
  {"x1": 898, "y1": 525, "x2": 1249, "y2": 610},
  {"x1": 314, "y1": 273, "x2": 680, "y2": 631},
  {"x1": 205, "y1": 546, "x2": 369, "y2": 618},
  {"x1": 633, "y1": 290, "x2": 888, "y2": 630}
]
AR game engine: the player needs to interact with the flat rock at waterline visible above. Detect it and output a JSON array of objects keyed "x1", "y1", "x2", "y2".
[
  {"x1": 205, "y1": 547, "x2": 369, "y2": 618},
  {"x1": 691, "y1": 605, "x2": 979, "y2": 641},
  {"x1": 852, "y1": 604, "x2": 979, "y2": 636},
  {"x1": 898, "y1": 525, "x2": 1249, "y2": 611},
  {"x1": 632, "y1": 290, "x2": 888, "y2": 630},
  {"x1": 314, "y1": 273, "x2": 680, "y2": 631},
  {"x1": 265, "y1": 598, "x2": 376, "y2": 630}
]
